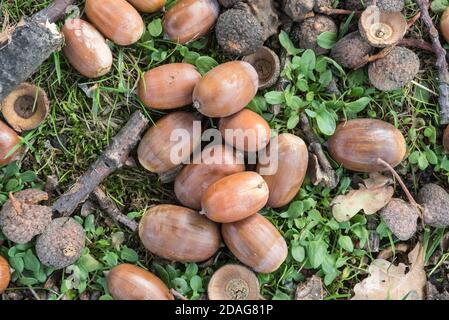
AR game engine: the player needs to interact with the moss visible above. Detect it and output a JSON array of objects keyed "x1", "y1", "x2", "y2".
[
  {"x1": 368, "y1": 47, "x2": 420, "y2": 91},
  {"x1": 291, "y1": 15, "x2": 337, "y2": 55},
  {"x1": 380, "y1": 198, "x2": 419, "y2": 241},
  {"x1": 331, "y1": 32, "x2": 373, "y2": 69},
  {"x1": 216, "y1": 9, "x2": 264, "y2": 56},
  {"x1": 418, "y1": 183, "x2": 449, "y2": 228}
]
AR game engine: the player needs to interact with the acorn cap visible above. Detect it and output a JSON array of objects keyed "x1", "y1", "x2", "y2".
[
  {"x1": 359, "y1": 6, "x2": 407, "y2": 48},
  {"x1": 208, "y1": 264, "x2": 260, "y2": 300},
  {"x1": 215, "y1": 9, "x2": 264, "y2": 56},
  {"x1": 283, "y1": 0, "x2": 314, "y2": 22},
  {"x1": 1, "y1": 83, "x2": 50, "y2": 132},
  {"x1": 380, "y1": 198, "x2": 419, "y2": 241},
  {"x1": 330, "y1": 31, "x2": 374, "y2": 69},
  {"x1": 0, "y1": 189, "x2": 52, "y2": 244},
  {"x1": 368, "y1": 46, "x2": 420, "y2": 91},
  {"x1": 417, "y1": 183, "x2": 449, "y2": 228},
  {"x1": 291, "y1": 15, "x2": 337, "y2": 55},
  {"x1": 242, "y1": 46, "x2": 280, "y2": 90},
  {"x1": 36, "y1": 217, "x2": 85, "y2": 269}
]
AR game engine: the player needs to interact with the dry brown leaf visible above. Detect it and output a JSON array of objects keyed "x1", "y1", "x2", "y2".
[
  {"x1": 352, "y1": 243, "x2": 426, "y2": 300},
  {"x1": 331, "y1": 173, "x2": 394, "y2": 222}
]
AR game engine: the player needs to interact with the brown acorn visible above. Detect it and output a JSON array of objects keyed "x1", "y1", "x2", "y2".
[
  {"x1": 138, "y1": 63, "x2": 201, "y2": 110},
  {"x1": 257, "y1": 133, "x2": 308, "y2": 208},
  {"x1": 85, "y1": 0, "x2": 144, "y2": 46},
  {"x1": 327, "y1": 119, "x2": 406, "y2": 172},
  {"x1": 0, "y1": 256, "x2": 10, "y2": 294},
  {"x1": 201, "y1": 171, "x2": 269, "y2": 223},
  {"x1": 163, "y1": 0, "x2": 220, "y2": 44},
  {"x1": 221, "y1": 213, "x2": 288, "y2": 273},
  {"x1": 62, "y1": 19, "x2": 113, "y2": 78},
  {"x1": 193, "y1": 61, "x2": 259, "y2": 118},
  {"x1": 127, "y1": 0, "x2": 166, "y2": 12},
  {"x1": 175, "y1": 145, "x2": 245, "y2": 210},
  {"x1": 444, "y1": 125, "x2": 449, "y2": 153},
  {"x1": 137, "y1": 112, "x2": 201, "y2": 174},
  {"x1": 0, "y1": 120, "x2": 21, "y2": 166},
  {"x1": 219, "y1": 109, "x2": 271, "y2": 153},
  {"x1": 107, "y1": 264, "x2": 174, "y2": 300},
  {"x1": 139, "y1": 204, "x2": 221, "y2": 262}
]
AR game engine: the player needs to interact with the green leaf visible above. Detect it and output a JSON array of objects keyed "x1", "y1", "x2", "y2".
[
  {"x1": 317, "y1": 31, "x2": 337, "y2": 49},
  {"x1": 319, "y1": 69, "x2": 333, "y2": 87},
  {"x1": 148, "y1": 18, "x2": 163, "y2": 37},
  {"x1": 190, "y1": 275, "x2": 202, "y2": 292},
  {"x1": 431, "y1": 0, "x2": 449, "y2": 13},
  {"x1": 172, "y1": 277, "x2": 190, "y2": 294},
  {"x1": 264, "y1": 91, "x2": 285, "y2": 105},
  {"x1": 195, "y1": 56, "x2": 219, "y2": 75},
  {"x1": 315, "y1": 108, "x2": 336, "y2": 136},
  {"x1": 19, "y1": 277, "x2": 38, "y2": 286},
  {"x1": 279, "y1": 30, "x2": 301, "y2": 55},
  {"x1": 338, "y1": 235, "x2": 354, "y2": 252},
  {"x1": 299, "y1": 49, "x2": 316, "y2": 77},
  {"x1": 121, "y1": 247, "x2": 139, "y2": 263},
  {"x1": 77, "y1": 253, "x2": 102, "y2": 272},
  {"x1": 185, "y1": 263, "x2": 198, "y2": 279},
  {"x1": 287, "y1": 114, "x2": 300, "y2": 129},
  {"x1": 296, "y1": 78, "x2": 309, "y2": 92},
  {"x1": 307, "y1": 241, "x2": 327, "y2": 269},
  {"x1": 5, "y1": 179, "x2": 19, "y2": 192},
  {"x1": 292, "y1": 244, "x2": 305, "y2": 262},
  {"x1": 102, "y1": 252, "x2": 118, "y2": 268},
  {"x1": 183, "y1": 51, "x2": 201, "y2": 64},
  {"x1": 345, "y1": 97, "x2": 371, "y2": 114},
  {"x1": 425, "y1": 148, "x2": 438, "y2": 165},
  {"x1": 153, "y1": 264, "x2": 170, "y2": 286},
  {"x1": 247, "y1": 96, "x2": 268, "y2": 113},
  {"x1": 272, "y1": 290, "x2": 291, "y2": 300},
  {"x1": 418, "y1": 153, "x2": 429, "y2": 170},
  {"x1": 23, "y1": 250, "x2": 41, "y2": 272},
  {"x1": 9, "y1": 256, "x2": 24, "y2": 273},
  {"x1": 20, "y1": 171, "x2": 37, "y2": 183}
]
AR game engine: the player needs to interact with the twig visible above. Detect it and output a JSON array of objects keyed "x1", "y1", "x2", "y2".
[
  {"x1": 52, "y1": 111, "x2": 149, "y2": 216},
  {"x1": 407, "y1": 12, "x2": 422, "y2": 29},
  {"x1": 354, "y1": 47, "x2": 394, "y2": 70},
  {"x1": 317, "y1": 7, "x2": 359, "y2": 16},
  {"x1": 416, "y1": 0, "x2": 449, "y2": 124},
  {"x1": 399, "y1": 38, "x2": 434, "y2": 52},
  {"x1": 92, "y1": 187, "x2": 138, "y2": 232},
  {"x1": 170, "y1": 288, "x2": 188, "y2": 300}
]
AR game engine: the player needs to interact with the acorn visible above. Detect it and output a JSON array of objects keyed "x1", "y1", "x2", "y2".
[
  {"x1": 175, "y1": 145, "x2": 245, "y2": 210},
  {"x1": 327, "y1": 119, "x2": 406, "y2": 172},
  {"x1": 330, "y1": 32, "x2": 374, "y2": 69},
  {"x1": 0, "y1": 120, "x2": 21, "y2": 165},
  {"x1": 257, "y1": 133, "x2": 308, "y2": 208},
  {"x1": 0, "y1": 189, "x2": 52, "y2": 244},
  {"x1": 218, "y1": 0, "x2": 239, "y2": 7},
  {"x1": 368, "y1": 46, "x2": 420, "y2": 91},
  {"x1": 137, "y1": 112, "x2": 201, "y2": 174},
  {"x1": 138, "y1": 63, "x2": 201, "y2": 110},
  {"x1": 139, "y1": 204, "x2": 221, "y2": 262},
  {"x1": 208, "y1": 264, "x2": 260, "y2": 300},
  {"x1": 291, "y1": 15, "x2": 337, "y2": 55},
  {"x1": 443, "y1": 125, "x2": 449, "y2": 153},
  {"x1": 61, "y1": 19, "x2": 113, "y2": 78},
  {"x1": 242, "y1": 46, "x2": 280, "y2": 90},
  {"x1": 0, "y1": 256, "x2": 10, "y2": 294},
  {"x1": 359, "y1": 6, "x2": 407, "y2": 48},
  {"x1": 163, "y1": 0, "x2": 220, "y2": 44},
  {"x1": 193, "y1": 61, "x2": 259, "y2": 118},
  {"x1": 219, "y1": 109, "x2": 271, "y2": 153},
  {"x1": 85, "y1": 0, "x2": 144, "y2": 46},
  {"x1": 417, "y1": 183, "x2": 449, "y2": 228},
  {"x1": 221, "y1": 213, "x2": 288, "y2": 273},
  {"x1": 201, "y1": 171, "x2": 269, "y2": 223},
  {"x1": 127, "y1": 0, "x2": 166, "y2": 12},
  {"x1": 282, "y1": 0, "x2": 314, "y2": 22},
  {"x1": 441, "y1": 8, "x2": 449, "y2": 44},
  {"x1": 380, "y1": 198, "x2": 419, "y2": 241},
  {"x1": 1, "y1": 83, "x2": 50, "y2": 132},
  {"x1": 107, "y1": 264, "x2": 174, "y2": 300},
  {"x1": 366, "y1": 0, "x2": 404, "y2": 12}
]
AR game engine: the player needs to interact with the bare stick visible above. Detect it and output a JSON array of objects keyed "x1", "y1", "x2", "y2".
[
  {"x1": 92, "y1": 187, "x2": 138, "y2": 232},
  {"x1": 33, "y1": 0, "x2": 76, "y2": 23},
  {"x1": 52, "y1": 111, "x2": 149, "y2": 216},
  {"x1": 170, "y1": 289, "x2": 188, "y2": 300},
  {"x1": 399, "y1": 38, "x2": 434, "y2": 52},
  {"x1": 416, "y1": 0, "x2": 449, "y2": 124}
]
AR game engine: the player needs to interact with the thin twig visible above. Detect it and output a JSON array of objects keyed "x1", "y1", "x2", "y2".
[
  {"x1": 399, "y1": 38, "x2": 434, "y2": 52},
  {"x1": 170, "y1": 288, "x2": 188, "y2": 300}
]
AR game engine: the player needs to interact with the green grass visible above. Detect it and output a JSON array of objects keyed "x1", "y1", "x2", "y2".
[{"x1": 0, "y1": 0, "x2": 448, "y2": 300}]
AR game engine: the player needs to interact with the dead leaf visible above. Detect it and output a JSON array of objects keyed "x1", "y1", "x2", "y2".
[
  {"x1": 295, "y1": 276, "x2": 325, "y2": 300},
  {"x1": 352, "y1": 243, "x2": 426, "y2": 300},
  {"x1": 331, "y1": 173, "x2": 394, "y2": 222}
]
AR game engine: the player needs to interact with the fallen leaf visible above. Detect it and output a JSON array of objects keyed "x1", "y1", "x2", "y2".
[
  {"x1": 295, "y1": 275, "x2": 325, "y2": 300},
  {"x1": 352, "y1": 243, "x2": 426, "y2": 300},
  {"x1": 331, "y1": 173, "x2": 394, "y2": 222}
]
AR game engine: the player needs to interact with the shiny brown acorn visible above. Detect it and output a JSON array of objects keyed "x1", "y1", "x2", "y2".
[
  {"x1": 127, "y1": 0, "x2": 166, "y2": 12},
  {"x1": 201, "y1": 171, "x2": 269, "y2": 223},
  {"x1": 62, "y1": 19, "x2": 113, "y2": 78},
  {"x1": 221, "y1": 214, "x2": 288, "y2": 274},
  {"x1": 219, "y1": 109, "x2": 271, "y2": 153},
  {"x1": 107, "y1": 264, "x2": 173, "y2": 300},
  {"x1": 257, "y1": 133, "x2": 308, "y2": 208},
  {"x1": 0, "y1": 120, "x2": 21, "y2": 166},
  {"x1": 327, "y1": 119, "x2": 406, "y2": 172},
  {"x1": 138, "y1": 63, "x2": 201, "y2": 110},
  {"x1": 137, "y1": 112, "x2": 200, "y2": 174},
  {"x1": 163, "y1": 0, "x2": 220, "y2": 44},
  {"x1": 175, "y1": 145, "x2": 245, "y2": 210},
  {"x1": 193, "y1": 61, "x2": 259, "y2": 118},
  {"x1": 85, "y1": 0, "x2": 144, "y2": 46},
  {"x1": 139, "y1": 204, "x2": 221, "y2": 262},
  {"x1": 442, "y1": 8, "x2": 449, "y2": 44},
  {"x1": 443, "y1": 124, "x2": 449, "y2": 154},
  {"x1": 0, "y1": 256, "x2": 10, "y2": 294}
]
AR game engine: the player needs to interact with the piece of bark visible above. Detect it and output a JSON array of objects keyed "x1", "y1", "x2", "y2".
[
  {"x1": 295, "y1": 276, "x2": 325, "y2": 300},
  {"x1": 426, "y1": 282, "x2": 449, "y2": 300},
  {"x1": 0, "y1": 0, "x2": 75, "y2": 102},
  {"x1": 52, "y1": 111, "x2": 149, "y2": 216},
  {"x1": 92, "y1": 187, "x2": 138, "y2": 232},
  {"x1": 416, "y1": 0, "x2": 449, "y2": 124}
]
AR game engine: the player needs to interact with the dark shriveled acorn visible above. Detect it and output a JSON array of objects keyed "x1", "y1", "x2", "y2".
[
  {"x1": 327, "y1": 119, "x2": 406, "y2": 173},
  {"x1": 139, "y1": 204, "x2": 221, "y2": 262},
  {"x1": 163, "y1": 0, "x2": 220, "y2": 44},
  {"x1": 330, "y1": 32, "x2": 374, "y2": 70},
  {"x1": 222, "y1": 213, "x2": 288, "y2": 274},
  {"x1": 380, "y1": 198, "x2": 419, "y2": 241},
  {"x1": 107, "y1": 264, "x2": 174, "y2": 300},
  {"x1": 291, "y1": 15, "x2": 337, "y2": 55},
  {"x1": 417, "y1": 183, "x2": 449, "y2": 228}
]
